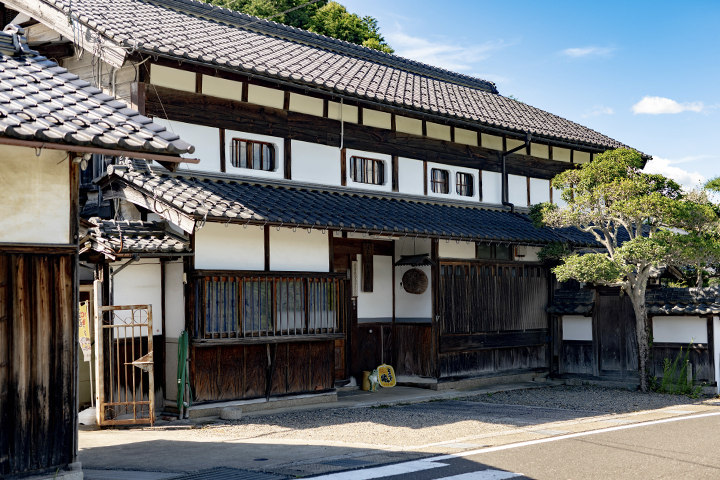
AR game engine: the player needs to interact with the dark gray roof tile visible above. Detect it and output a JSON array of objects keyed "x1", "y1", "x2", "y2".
[{"x1": 84, "y1": 217, "x2": 191, "y2": 255}]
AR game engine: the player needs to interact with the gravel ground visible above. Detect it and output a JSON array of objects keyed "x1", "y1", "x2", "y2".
[{"x1": 464, "y1": 385, "x2": 718, "y2": 413}]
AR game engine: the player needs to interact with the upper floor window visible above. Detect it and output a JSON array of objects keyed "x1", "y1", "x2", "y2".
[
  {"x1": 350, "y1": 156, "x2": 384, "y2": 185},
  {"x1": 431, "y1": 168, "x2": 449, "y2": 194},
  {"x1": 231, "y1": 138, "x2": 275, "y2": 171},
  {"x1": 477, "y1": 244, "x2": 513, "y2": 260},
  {"x1": 456, "y1": 172, "x2": 474, "y2": 197}
]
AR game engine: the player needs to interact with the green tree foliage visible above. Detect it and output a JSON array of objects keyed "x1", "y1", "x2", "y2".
[
  {"x1": 202, "y1": 0, "x2": 394, "y2": 53},
  {"x1": 536, "y1": 148, "x2": 720, "y2": 391}
]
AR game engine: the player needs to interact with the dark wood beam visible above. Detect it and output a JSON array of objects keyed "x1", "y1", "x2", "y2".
[{"x1": 35, "y1": 42, "x2": 74, "y2": 61}]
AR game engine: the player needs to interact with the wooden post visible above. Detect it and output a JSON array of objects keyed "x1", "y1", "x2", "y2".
[
  {"x1": 219, "y1": 129, "x2": 226, "y2": 173},
  {"x1": 707, "y1": 316, "x2": 715, "y2": 387},
  {"x1": 431, "y1": 239, "x2": 440, "y2": 379},
  {"x1": 391, "y1": 155, "x2": 399, "y2": 192},
  {"x1": 284, "y1": 138, "x2": 292, "y2": 180},
  {"x1": 264, "y1": 226, "x2": 270, "y2": 272},
  {"x1": 361, "y1": 242, "x2": 373, "y2": 292},
  {"x1": 340, "y1": 148, "x2": 347, "y2": 187}
]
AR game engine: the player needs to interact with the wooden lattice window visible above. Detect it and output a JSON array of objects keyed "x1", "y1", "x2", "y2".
[
  {"x1": 350, "y1": 156, "x2": 384, "y2": 185},
  {"x1": 231, "y1": 138, "x2": 275, "y2": 171},
  {"x1": 456, "y1": 172, "x2": 474, "y2": 196},
  {"x1": 431, "y1": 168, "x2": 449, "y2": 194}
]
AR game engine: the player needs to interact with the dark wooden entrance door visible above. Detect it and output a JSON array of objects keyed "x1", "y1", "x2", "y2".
[{"x1": 594, "y1": 293, "x2": 638, "y2": 378}]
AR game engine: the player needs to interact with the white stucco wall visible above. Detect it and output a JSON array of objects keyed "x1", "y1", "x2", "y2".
[
  {"x1": 357, "y1": 254, "x2": 393, "y2": 322},
  {"x1": 0, "y1": 146, "x2": 70, "y2": 244},
  {"x1": 530, "y1": 178, "x2": 551, "y2": 205},
  {"x1": 562, "y1": 315, "x2": 592, "y2": 341},
  {"x1": 150, "y1": 64, "x2": 195, "y2": 92},
  {"x1": 398, "y1": 157, "x2": 425, "y2": 196},
  {"x1": 517, "y1": 246, "x2": 541, "y2": 262},
  {"x1": 552, "y1": 187, "x2": 567, "y2": 207},
  {"x1": 195, "y1": 222, "x2": 265, "y2": 270},
  {"x1": 270, "y1": 228, "x2": 329, "y2": 272},
  {"x1": 201, "y1": 75, "x2": 243, "y2": 102},
  {"x1": 482, "y1": 170, "x2": 502, "y2": 204},
  {"x1": 153, "y1": 119, "x2": 221, "y2": 172},
  {"x1": 292, "y1": 141, "x2": 340, "y2": 186},
  {"x1": 439, "y1": 240, "x2": 476, "y2": 259},
  {"x1": 395, "y1": 238, "x2": 432, "y2": 323},
  {"x1": 224, "y1": 129, "x2": 284, "y2": 179},
  {"x1": 164, "y1": 260, "x2": 186, "y2": 339},
  {"x1": 111, "y1": 259, "x2": 163, "y2": 336},
  {"x1": 345, "y1": 148, "x2": 392, "y2": 192},
  {"x1": 652, "y1": 316, "x2": 708, "y2": 344},
  {"x1": 508, "y1": 174, "x2": 527, "y2": 207}
]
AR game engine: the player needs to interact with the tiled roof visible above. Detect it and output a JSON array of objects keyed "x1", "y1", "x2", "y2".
[
  {"x1": 546, "y1": 289, "x2": 595, "y2": 316},
  {"x1": 0, "y1": 25, "x2": 194, "y2": 155},
  {"x1": 105, "y1": 164, "x2": 582, "y2": 244},
  {"x1": 84, "y1": 217, "x2": 191, "y2": 256},
  {"x1": 40, "y1": 0, "x2": 633, "y2": 151},
  {"x1": 646, "y1": 287, "x2": 720, "y2": 316}
]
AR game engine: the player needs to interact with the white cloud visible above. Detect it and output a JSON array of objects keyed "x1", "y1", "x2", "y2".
[
  {"x1": 581, "y1": 105, "x2": 614, "y2": 118},
  {"x1": 386, "y1": 29, "x2": 511, "y2": 73},
  {"x1": 643, "y1": 157, "x2": 705, "y2": 189},
  {"x1": 632, "y1": 96, "x2": 704, "y2": 114},
  {"x1": 562, "y1": 46, "x2": 615, "y2": 58}
]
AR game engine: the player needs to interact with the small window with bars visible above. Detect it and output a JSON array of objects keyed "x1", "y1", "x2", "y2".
[
  {"x1": 230, "y1": 138, "x2": 275, "y2": 171},
  {"x1": 349, "y1": 156, "x2": 384, "y2": 185},
  {"x1": 456, "y1": 172, "x2": 474, "y2": 196},
  {"x1": 431, "y1": 168, "x2": 449, "y2": 194}
]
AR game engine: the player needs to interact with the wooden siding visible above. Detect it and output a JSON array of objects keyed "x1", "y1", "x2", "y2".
[{"x1": 0, "y1": 253, "x2": 76, "y2": 477}]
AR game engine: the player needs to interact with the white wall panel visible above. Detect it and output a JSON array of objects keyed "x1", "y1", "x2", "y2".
[
  {"x1": 112, "y1": 259, "x2": 163, "y2": 336},
  {"x1": 327, "y1": 102, "x2": 358, "y2": 123},
  {"x1": 195, "y1": 222, "x2": 264, "y2": 270},
  {"x1": 455, "y1": 128, "x2": 478, "y2": 146},
  {"x1": 248, "y1": 84, "x2": 284, "y2": 109},
  {"x1": 574, "y1": 151, "x2": 591, "y2": 164},
  {"x1": 517, "y1": 246, "x2": 541, "y2": 262},
  {"x1": 395, "y1": 238, "x2": 432, "y2": 322},
  {"x1": 562, "y1": 315, "x2": 592, "y2": 341},
  {"x1": 224, "y1": 129, "x2": 284, "y2": 179},
  {"x1": 153, "y1": 119, "x2": 221, "y2": 172},
  {"x1": 508, "y1": 174, "x2": 528, "y2": 206},
  {"x1": 270, "y1": 228, "x2": 329, "y2": 272},
  {"x1": 506, "y1": 138, "x2": 525, "y2": 151},
  {"x1": 357, "y1": 254, "x2": 394, "y2": 322},
  {"x1": 292, "y1": 141, "x2": 340, "y2": 186},
  {"x1": 439, "y1": 241, "x2": 476, "y2": 259},
  {"x1": 289, "y1": 93, "x2": 323, "y2": 116},
  {"x1": 426, "y1": 122, "x2": 451, "y2": 141},
  {"x1": 530, "y1": 178, "x2": 551, "y2": 205},
  {"x1": 395, "y1": 116, "x2": 422, "y2": 136},
  {"x1": 164, "y1": 260, "x2": 185, "y2": 339},
  {"x1": 0, "y1": 146, "x2": 69, "y2": 244},
  {"x1": 398, "y1": 157, "x2": 425, "y2": 196},
  {"x1": 362, "y1": 109, "x2": 391, "y2": 129},
  {"x1": 482, "y1": 170, "x2": 502, "y2": 204},
  {"x1": 150, "y1": 64, "x2": 195, "y2": 92},
  {"x1": 553, "y1": 187, "x2": 567, "y2": 207},
  {"x1": 652, "y1": 316, "x2": 708, "y2": 344},
  {"x1": 530, "y1": 143, "x2": 549, "y2": 159},
  {"x1": 202, "y1": 75, "x2": 243, "y2": 102},
  {"x1": 481, "y1": 134, "x2": 503, "y2": 151},
  {"x1": 553, "y1": 147, "x2": 571, "y2": 162},
  {"x1": 345, "y1": 148, "x2": 392, "y2": 192}
]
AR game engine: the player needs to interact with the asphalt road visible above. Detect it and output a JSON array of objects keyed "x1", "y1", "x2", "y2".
[{"x1": 306, "y1": 411, "x2": 720, "y2": 480}]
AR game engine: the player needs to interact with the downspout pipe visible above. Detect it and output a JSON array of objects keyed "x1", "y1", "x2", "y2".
[{"x1": 502, "y1": 132, "x2": 532, "y2": 213}]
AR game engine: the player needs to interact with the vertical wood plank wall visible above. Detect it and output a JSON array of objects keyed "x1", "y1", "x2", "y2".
[{"x1": 0, "y1": 253, "x2": 76, "y2": 477}]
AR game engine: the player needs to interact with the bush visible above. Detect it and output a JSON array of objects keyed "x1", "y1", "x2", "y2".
[{"x1": 651, "y1": 343, "x2": 703, "y2": 398}]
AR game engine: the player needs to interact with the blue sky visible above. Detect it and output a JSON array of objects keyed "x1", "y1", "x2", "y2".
[{"x1": 342, "y1": 0, "x2": 719, "y2": 190}]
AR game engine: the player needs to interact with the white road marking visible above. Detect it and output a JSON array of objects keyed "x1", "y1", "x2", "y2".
[
  {"x1": 434, "y1": 471, "x2": 521, "y2": 479},
  {"x1": 310, "y1": 459, "x2": 449, "y2": 480}
]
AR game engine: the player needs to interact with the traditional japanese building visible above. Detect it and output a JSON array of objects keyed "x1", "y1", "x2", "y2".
[{"x1": 6, "y1": 0, "x2": 650, "y2": 412}]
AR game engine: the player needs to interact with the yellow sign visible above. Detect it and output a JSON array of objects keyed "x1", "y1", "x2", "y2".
[
  {"x1": 79, "y1": 301, "x2": 91, "y2": 362},
  {"x1": 377, "y1": 364, "x2": 396, "y2": 387}
]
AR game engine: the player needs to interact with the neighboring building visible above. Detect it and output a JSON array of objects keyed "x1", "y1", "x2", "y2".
[
  {"x1": 6, "y1": 0, "x2": 648, "y2": 412},
  {"x1": 0, "y1": 24, "x2": 194, "y2": 480}
]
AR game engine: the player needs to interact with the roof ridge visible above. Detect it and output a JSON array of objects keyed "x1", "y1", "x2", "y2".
[{"x1": 143, "y1": 0, "x2": 498, "y2": 93}]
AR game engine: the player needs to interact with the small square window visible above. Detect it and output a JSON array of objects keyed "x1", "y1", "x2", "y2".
[
  {"x1": 350, "y1": 156, "x2": 384, "y2": 185},
  {"x1": 431, "y1": 168, "x2": 449, "y2": 194},
  {"x1": 456, "y1": 172, "x2": 474, "y2": 196},
  {"x1": 476, "y1": 243, "x2": 514, "y2": 260},
  {"x1": 231, "y1": 138, "x2": 275, "y2": 171}
]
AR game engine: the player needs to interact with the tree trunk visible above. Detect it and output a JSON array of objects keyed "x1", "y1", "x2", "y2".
[
  {"x1": 697, "y1": 264, "x2": 703, "y2": 288},
  {"x1": 628, "y1": 287, "x2": 650, "y2": 392}
]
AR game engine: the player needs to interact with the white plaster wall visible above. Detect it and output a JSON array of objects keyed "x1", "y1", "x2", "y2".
[
  {"x1": 506, "y1": 138, "x2": 525, "y2": 151},
  {"x1": 0, "y1": 146, "x2": 69, "y2": 244},
  {"x1": 362, "y1": 109, "x2": 391, "y2": 129},
  {"x1": 715, "y1": 317, "x2": 720, "y2": 393},
  {"x1": 395, "y1": 238, "x2": 432, "y2": 322},
  {"x1": 270, "y1": 228, "x2": 329, "y2": 272},
  {"x1": 357, "y1": 254, "x2": 394, "y2": 322},
  {"x1": 508, "y1": 174, "x2": 528, "y2": 206},
  {"x1": 395, "y1": 116, "x2": 422, "y2": 136},
  {"x1": 439, "y1": 240, "x2": 476, "y2": 259},
  {"x1": 481, "y1": 134, "x2": 503, "y2": 151},
  {"x1": 153, "y1": 119, "x2": 220, "y2": 172},
  {"x1": 164, "y1": 260, "x2": 186, "y2": 339},
  {"x1": 289, "y1": 93, "x2": 323, "y2": 116},
  {"x1": 530, "y1": 178, "x2": 551, "y2": 205},
  {"x1": 482, "y1": 170, "x2": 502, "y2": 204},
  {"x1": 247, "y1": 84, "x2": 284, "y2": 109},
  {"x1": 345, "y1": 148, "x2": 392, "y2": 192},
  {"x1": 398, "y1": 157, "x2": 425, "y2": 196},
  {"x1": 530, "y1": 143, "x2": 549, "y2": 159},
  {"x1": 455, "y1": 128, "x2": 478, "y2": 146},
  {"x1": 202, "y1": 75, "x2": 243, "y2": 102},
  {"x1": 553, "y1": 147, "x2": 571, "y2": 162},
  {"x1": 562, "y1": 315, "x2": 592, "y2": 341},
  {"x1": 553, "y1": 187, "x2": 567, "y2": 207},
  {"x1": 225, "y1": 129, "x2": 284, "y2": 179},
  {"x1": 426, "y1": 161, "x2": 480, "y2": 202},
  {"x1": 150, "y1": 64, "x2": 195, "y2": 92},
  {"x1": 195, "y1": 222, "x2": 265, "y2": 270},
  {"x1": 426, "y1": 122, "x2": 451, "y2": 141},
  {"x1": 292, "y1": 141, "x2": 341, "y2": 186},
  {"x1": 112, "y1": 259, "x2": 163, "y2": 336},
  {"x1": 517, "y1": 246, "x2": 541, "y2": 262},
  {"x1": 327, "y1": 102, "x2": 358, "y2": 123},
  {"x1": 652, "y1": 316, "x2": 708, "y2": 344},
  {"x1": 574, "y1": 151, "x2": 591, "y2": 164}
]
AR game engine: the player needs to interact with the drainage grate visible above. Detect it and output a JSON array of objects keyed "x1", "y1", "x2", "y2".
[
  {"x1": 321, "y1": 459, "x2": 374, "y2": 467},
  {"x1": 171, "y1": 468, "x2": 289, "y2": 480}
]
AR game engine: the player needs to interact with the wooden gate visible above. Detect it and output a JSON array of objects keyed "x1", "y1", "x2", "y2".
[{"x1": 95, "y1": 301, "x2": 154, "y2": 426}]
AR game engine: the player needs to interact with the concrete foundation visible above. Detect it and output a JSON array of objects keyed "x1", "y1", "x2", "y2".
[
  {"x1": 424, "y1": 372, "x2": 549, "y2": 391},
  {"x1": 183, "y1": 391, "x2": 337, "y2": 418}
]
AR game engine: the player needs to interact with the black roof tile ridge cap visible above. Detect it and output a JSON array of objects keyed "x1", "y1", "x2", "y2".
[
  {"x1": 145, "y1": 0, "x2": 498, "y2": 93},
  {"x1": 145, "y1": 165, "x2": 520, "y2": 211}
]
